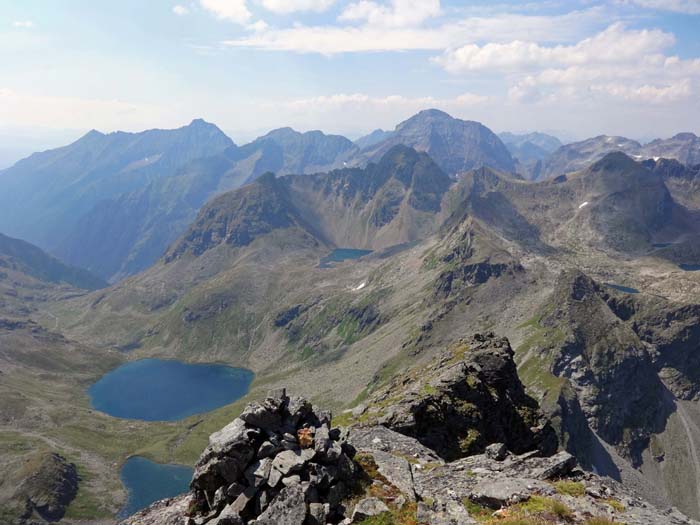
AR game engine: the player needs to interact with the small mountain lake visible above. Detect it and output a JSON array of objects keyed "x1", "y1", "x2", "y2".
[
  {"x1": 119, "y1": 456, "x2": 193, "y2": 518},
  {"x1": 319, "y1": 248, "x2": 373, "y2": 268},
  {"x1": 606, "y1": 283, "x2": 640, "y2": 294},
  {"x1": 680, "y1": 264, "x2": 700, "y2": 272},
  {"x1": 89, "y1": 359, "x2": 254, "y2": 421}
]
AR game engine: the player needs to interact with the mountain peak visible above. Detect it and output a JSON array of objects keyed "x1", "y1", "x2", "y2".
[
  {"x1": 188, "y1": 118, "x2": 214, "y2": 128},
  {"x1": 75, "y1": 129, "x2": 106, "y2": 143},
  {"x1": 672, "y1": 132, "x2": 698, "y2": 141},
  {"x1": 588, "y1": 151, "x2": 640, "y2": 172},
  {"x1": 413, "y1": 108, "x2": 452, "y2": 120}
]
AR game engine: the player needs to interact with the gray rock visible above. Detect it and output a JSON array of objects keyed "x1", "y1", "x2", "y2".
[
  {"x1": 314, "y1": 425, "x2": 332, "y2": 454},
  {"x1": 417, "y1": 499, "x2": 476, "y2": 525},
  {"x1": 485, "y1": 443, "x2": 508, "y2": 461},
  {"x1": 245, "y1": 458, "x2": 272, "y2": 488},
  {"x1": 532, "y1": 451, "x2": 576, "y2": 480},
  {"x1": 288, "y1": 396, "x2": 313, "y2": 425},
  {"x1": 269, "y1": 449, "x2": 315, "y2": 487},
  {"x1": 226, "y1": 482, "x2": 245, "y2": 500},
  {"x1": 282, "y1": 475, "x2": 301, "y2": 487},
  {"x1": 209, "y1": 503, "x2": 244, "y2": 525},
  {"x1": 306, "y1": 502, "x2": 328, "y2": 525},
  {"x1": 347, "y1": 425, "x2": 443, "y2": 464},
  {"x1": 366, "y1": 450, "x2": 416, "y2": 501},
  {"x1": 240, "y1": 402, "x2": 283, "y2": 431},
  {"x1": 257, "y1": 441, "x2": 280, "y2": 459},
  {"x1": 230, "y1": 486, "x2": 257, "y2": 515},
  {"x1": 351, "y1": 498, "x2": 390, "y2": 522},
  {"x1": 256, "y1": 485, "x2": 307, "y2": 525},
  {"x1": 469, "y1": 478, "x2": 550, "y2": 509}
]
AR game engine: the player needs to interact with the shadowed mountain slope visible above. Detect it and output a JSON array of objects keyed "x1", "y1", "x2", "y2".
[
  {"x1": 0, "y1": 119, "x2": 233, "y2": 252},
  {"x1": 0, "y1": 232, "x2": 105, "y2": 290},
  {"x1": 52, "y1": 127, "x2": 359, "y2": 281}
]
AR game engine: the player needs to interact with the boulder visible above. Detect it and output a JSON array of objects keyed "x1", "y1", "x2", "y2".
[
  {"x1": 256, "y1": 485, "x2": 307, "y2": 525},
  {"x1": 351, "y1": 497, "x2": 390, "y2": 522}
]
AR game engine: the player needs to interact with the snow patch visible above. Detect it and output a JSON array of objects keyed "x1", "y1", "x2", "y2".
[{"x1": 578, "y1": 201, "x2": 589, "y2": 209}]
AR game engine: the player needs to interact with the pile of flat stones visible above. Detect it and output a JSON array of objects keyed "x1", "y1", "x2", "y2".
[{"x1": 188, "y1": 389, "x2": 359, "y2": 525}]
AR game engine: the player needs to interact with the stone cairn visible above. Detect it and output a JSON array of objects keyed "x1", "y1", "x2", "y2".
[{"x1": 188, "y1": 389, "x2": 359, "y2": 525}]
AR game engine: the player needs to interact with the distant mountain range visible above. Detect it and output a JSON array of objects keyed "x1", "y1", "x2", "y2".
[
  {"x1": 0, "y1": 110, "x2": 518, "y2": 282},
  {"x1": 538, "y1": 132, "x2": 700, "y2": 180},
  {"x1": 1, "y1": 110, "x2": 698, "y2": 283}
]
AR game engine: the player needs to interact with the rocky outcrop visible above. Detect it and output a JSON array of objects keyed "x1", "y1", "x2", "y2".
[
  {"x1": 434, "y1": 260, "x2": 522, "y2": 298},
  {"x1": 122, "y1": 333, "x2": 698, "y2": 525},
  {"x1": 127, "y1": 389, "x2": 361, "y2": 525},
  {"x1": 14, "y1": 452, "x2": 79, "y2": 522},
  {"x1": 350, "y1": 333, "x2": 556, "y2": 460}
]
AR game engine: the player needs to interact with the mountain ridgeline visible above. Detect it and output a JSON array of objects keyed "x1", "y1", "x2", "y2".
[
  {"x1": 0, "y1": 110, "x2": 520, "y2": 282},
  {"x1": 165, "y1": 145, "x2": 453, "y2": 261}
]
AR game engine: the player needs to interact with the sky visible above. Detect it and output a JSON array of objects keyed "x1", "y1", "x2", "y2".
[{"x1": 1, "y1": 0, "x2": 700, "y2": 163}]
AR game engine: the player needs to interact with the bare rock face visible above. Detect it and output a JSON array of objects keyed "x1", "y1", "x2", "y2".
[{"x1": 358, "y1": 332, "x2": 556, "y2": 460}]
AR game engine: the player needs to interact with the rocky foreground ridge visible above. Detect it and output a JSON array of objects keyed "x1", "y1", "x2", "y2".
[{"x1": 122, "y1": 334, "x2": 697, "y2": 525}]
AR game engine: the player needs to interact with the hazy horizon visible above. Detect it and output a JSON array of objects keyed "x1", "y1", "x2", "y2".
[{"x1": 2, "y1": 0, "x2": 700, "y2": 158}]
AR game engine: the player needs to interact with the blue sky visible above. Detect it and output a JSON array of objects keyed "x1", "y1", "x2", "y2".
[{"x1": 1, "y1": 0, "x2": 700, "y2": 164}]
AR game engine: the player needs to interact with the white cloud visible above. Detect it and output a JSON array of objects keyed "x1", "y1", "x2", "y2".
[
  {"x1": 12, "y1": 21, "x2": 34, "y2": 28},
  {"x1": 436, "y1": 23, "x2": 674, "y2": 73},
  {"x1": 200, "y1": 0, "x2": 251, "y2": 24},
  {"x1": 619, "y1": 0, "x2": 700, "y2": 14},
  {"x1": 339, "y1": 0, "x2": 441, "y2": 28},
  {"x1": 430, "y1": 23, "x2": 697, "y2": 108},
  {"x1": 0, "y1": 88, "x2": 179, "y2": 131},
  {"x1": 260, "y1": 0, "x2": 336, "y2": 14},
  {"x1": 247, "y1": 19, "x2": 269, "y2": 32},
  {"x1": 173, "y1": 5, "x2": 190, "y2": 15},
  {"x1": 223, "y1": 7, "x2": 607, "y2": 54},
  {"x1": 590, "y1": 79, "x2": 693, "y2": 103},
  {"x1": 270, "y1": 92, "x2": 488, "y2": 112}
]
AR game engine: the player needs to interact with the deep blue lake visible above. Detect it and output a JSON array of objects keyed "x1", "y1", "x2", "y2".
[
  {"x1": 680, "y1": 264, "x2": 700, "y2": 272},
  {"x1": 89, "y1": 359, "x2": 254, "y2": 421},
  {"x1": 320, "y1": 248, "x2": 373, "y2": 268},
  {"x1": 119, "y1": 456, "x2": 193, "y2": 518},
  {"x1": 606, "y1": 283, "x2": 640, "y2": 294}
]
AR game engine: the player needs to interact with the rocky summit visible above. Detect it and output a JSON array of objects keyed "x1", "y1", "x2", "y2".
[{"x1": 122, "y1": 334, "x2": 695, "y2": 525}]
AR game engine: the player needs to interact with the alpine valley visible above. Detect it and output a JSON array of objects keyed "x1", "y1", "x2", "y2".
[{"x1": 2, "y1": 109, "x2": 700, "y2": 525}]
